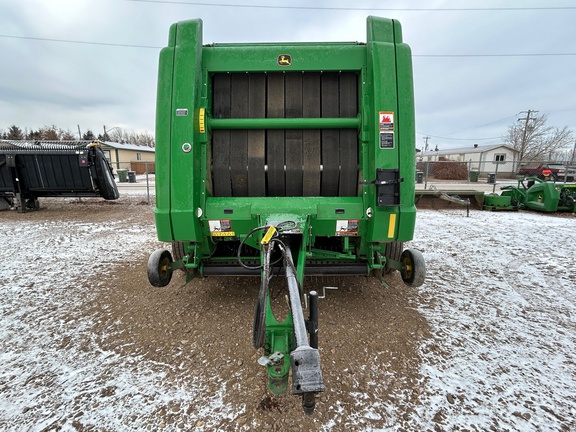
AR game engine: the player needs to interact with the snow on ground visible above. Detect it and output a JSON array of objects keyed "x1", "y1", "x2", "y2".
[
  {"x1": 410, "y1": 210, "x2": 576, "y2": 431},
  {"x1": 0, "y1": 213, "x2": 243, "y2": 430},
  {"x1": 1, "y1": 203, "x2": 575, "y2": 430}
]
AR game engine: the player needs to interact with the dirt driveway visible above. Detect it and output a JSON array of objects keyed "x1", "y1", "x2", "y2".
[{"x1": 1, "y1": 197, "x2": 574, "y2": 431}]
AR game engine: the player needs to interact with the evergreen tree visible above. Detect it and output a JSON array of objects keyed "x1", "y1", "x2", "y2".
[
  {"x1": 7, "y1": 125, "x2": 24, "y2": 140},
  {"x1": 82, "y1": 130, "x2": 96, "y2": 140}
]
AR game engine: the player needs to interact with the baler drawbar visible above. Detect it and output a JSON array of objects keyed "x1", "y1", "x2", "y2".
[{"x1": 147, "y1": 16, "x2": 426, "y2": 414}]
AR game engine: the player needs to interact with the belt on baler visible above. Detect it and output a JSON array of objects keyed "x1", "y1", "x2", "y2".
[{"x1": 210, "y1": 71, "x2": 359, "y2": 198}]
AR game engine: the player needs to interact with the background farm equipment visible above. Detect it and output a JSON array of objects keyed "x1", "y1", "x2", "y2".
[
  {"x1": 147, "y1": 16, "x2": 426, "y2": 414},
  {"x1": 500, "y1": 177, "x2": 576, "y2": 212},
  {"x1": 0, "y1": 140, "x2": 118, "y2": 212},
  {"x1": 482, "y1": 193, "x2": 518, "y2": 211}
]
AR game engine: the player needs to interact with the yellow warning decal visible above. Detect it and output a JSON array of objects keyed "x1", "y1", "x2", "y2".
[
  {"x1": 198, "y1": 108, "x2": 205, "y2": 133},
  {"x1": 388, "y1": 214, "x2": 397, "y2": 238},
  {"x1": 209, "y1": 220, "x2": 234, "y2": 237},
  {"x1": 211, "y1": 231, "x2": 235, "y2": 237}
]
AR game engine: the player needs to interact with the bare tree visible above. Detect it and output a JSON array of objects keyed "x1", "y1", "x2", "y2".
[
  {"x1": 38, "y1": 125, "x2": 59, "y2": 140},
  {"x1": 100, "y1": 127, "x2": 155, "y2": 147},
  {"x1": 504, "y1": 112, "x2": 573, "y2": 162},
  {"x1": 131, "y1": 131, "x2": 155, "y2": 147},
  {"x1": 60, "y1": 129, "x2": 76, "y2": 140}
]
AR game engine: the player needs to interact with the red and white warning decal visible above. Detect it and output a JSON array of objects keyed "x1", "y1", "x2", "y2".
[
  {"x1": 379, "y1": 111, "x2": 395, "y2": 149},
  {"x1": 209, "y1": 219, "x2": 235, "y2": 236},
  {"x1": 379, "y1": 112, "x2": 394, "y2": 131},
  {"x1": 336, "y1": 219, "x2": 359, "y2": 236}
]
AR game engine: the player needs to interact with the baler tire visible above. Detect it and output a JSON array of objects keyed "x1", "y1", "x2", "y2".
[
  {"x1": 147, "y1": 248, "x2": 173, "y2": 287},
  {"x1": 171, "y1": 241, "x2": 189, "y2": 274},
  {"x1": 400, "y1": 248, "x2": 426, "y2": 287},
  {"x1": 172, "y1": 241, "x2": 185, "y2": 261},
  {"x1": 384, "y1": 241, "x2": 403, "y2": 274}
]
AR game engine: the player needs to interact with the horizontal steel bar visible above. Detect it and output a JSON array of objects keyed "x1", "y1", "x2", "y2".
[
  {"x1": 201, "y1": 263, "x2": 369, "y2": 276},
  {"x1": 209, "y1": 116, "x2": 361, "y2": 130}
]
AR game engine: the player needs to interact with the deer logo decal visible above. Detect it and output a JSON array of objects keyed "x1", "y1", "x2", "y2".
[{"x1": 277, "y1": 54, "x2": 292, "y2": 67}]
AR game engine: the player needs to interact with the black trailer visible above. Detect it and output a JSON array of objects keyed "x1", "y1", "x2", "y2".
[{"x1": 0, "y1": 140, "x2": 119, "y2": 212}]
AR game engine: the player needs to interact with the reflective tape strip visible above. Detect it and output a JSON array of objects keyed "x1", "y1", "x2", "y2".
[{"x1": 388, "y1": 214, "x2": 397, "y2": 238}]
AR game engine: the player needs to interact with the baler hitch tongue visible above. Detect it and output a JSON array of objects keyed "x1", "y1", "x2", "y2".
[
  {"x1": 290, "y1": 346, "x2": 325, "y2": 415},
  {"x1": 249, "y1": 224, "x2": 324, "y2": 414}
]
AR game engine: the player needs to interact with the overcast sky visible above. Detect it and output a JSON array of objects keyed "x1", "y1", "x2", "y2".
[{"x1": 1, "y1": 0, "x2": 575, "y2": 150}]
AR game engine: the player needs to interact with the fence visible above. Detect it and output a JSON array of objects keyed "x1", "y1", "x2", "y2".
[
  {"x1": 109, "y1": 158, "x2": 575, "y2": 204},
  {"x1": 415, "y1": 159, "x2": 576, "y2": 193},
  {"x1": 112, "y1": 160, "x2": 155, "y2": 204}
]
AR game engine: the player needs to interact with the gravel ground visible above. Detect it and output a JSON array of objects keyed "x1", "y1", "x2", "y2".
[{"x1": 1, "y1": 197, "x2": 574, "y2": 431}]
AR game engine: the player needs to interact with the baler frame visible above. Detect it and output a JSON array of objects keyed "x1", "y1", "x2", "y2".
[{"x1": 148, "y1": 16, "x2": 426, "y2": 414}]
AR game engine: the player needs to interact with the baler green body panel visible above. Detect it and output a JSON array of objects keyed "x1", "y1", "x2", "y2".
[{"x1": 155, "y1": 16, "x2": 417, "y2": 257}]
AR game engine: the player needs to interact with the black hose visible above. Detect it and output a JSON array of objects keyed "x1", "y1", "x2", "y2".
[
  {"x1": 237, "y1": 226, "x2": 268, "y2": 270},
  {"x1": 236, "y1": 221, "x2": 296, "y2": 270}
]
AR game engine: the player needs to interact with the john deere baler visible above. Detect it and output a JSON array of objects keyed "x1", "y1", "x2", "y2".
[{"x1": 148, "y1": 16, "x2": 425, "y2": 414}]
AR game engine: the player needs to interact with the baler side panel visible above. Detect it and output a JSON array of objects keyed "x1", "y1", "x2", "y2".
[
  {"x1": 394, "y1": 40, "x2": 417, "y2": 240},
  {"x1": 169, "y1": 19, "x2": 204, "y2": 242},
  {"x1": 364, "y1": 17, "x2": 416, "y2": 243},
  {"x1": 155, "y1": 38, "x2": 176, "y2": 241}
]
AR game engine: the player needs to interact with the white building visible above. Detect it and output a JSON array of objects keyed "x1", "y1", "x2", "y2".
[{"x1": 417, "y1": 144, "x2": 520, "y2": 176}]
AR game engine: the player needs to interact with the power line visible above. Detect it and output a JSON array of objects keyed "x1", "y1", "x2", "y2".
[
  {"x1": 417, "y1": 132, "x2": 501, "y2": 141},
  {"x1": 2, "y1": 34, "x2": 576, "y2": 57},
  {"x1": 0, "y1": 34, "x2": 161, "y2": 49},
  {"x1": 414, "y1": 53, "x2": 576, "y2": 57},
  {"x1": 426, "y1": 115, "x2": 520, "y2": 139},
  {"x1": 127, "y1": 0, "x2": 576, "y2": 12}
]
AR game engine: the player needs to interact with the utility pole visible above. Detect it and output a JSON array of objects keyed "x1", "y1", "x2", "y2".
[
  {"x1": 423, "y1": 135, "x2": 431, "y2": 152},
  {"x1": 518, "y1": 110, "x2": 538, "y2": 162},
  {"x1": 423, "y1": 136, "x2": 431, "y2": 190}
]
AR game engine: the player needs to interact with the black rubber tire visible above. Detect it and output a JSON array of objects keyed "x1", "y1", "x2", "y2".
[
  {"x1": 172, "y1": 241, "x2": 194, "y2": 275},
  {"x1": 147, "y1": 249, "x2": 173, "y2": 287},
  {"x1": 384, "y1": 241, "x2": 403, "y2": 274},
  {"x1": 93, "y1": 147, "x2": 119, "y2": 200},
  {"x1": 172, "y1": 241, "x2": 186, "y2": 262},
  {"x1": 400, "y1": 248, "x2": 426, "y2": 287}
]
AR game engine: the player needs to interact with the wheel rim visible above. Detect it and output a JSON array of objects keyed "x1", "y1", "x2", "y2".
[
  {"x1": 159, "y1": 257, "x2": 170, "y2": 279},
  {"x1": 403, "y1": 256, "x2": 413, "y2": 279}
]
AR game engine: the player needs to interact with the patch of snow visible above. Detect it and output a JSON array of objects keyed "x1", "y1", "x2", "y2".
[
  {"x1": 410, "y1": 210, "x2": 576, "y2": 431},
  {"x1": 2, "y1": 207, "x2": 575, "y2": 430},
  {"x1": 0, "y1": 217, "x2": 243, "y2": 430}
]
